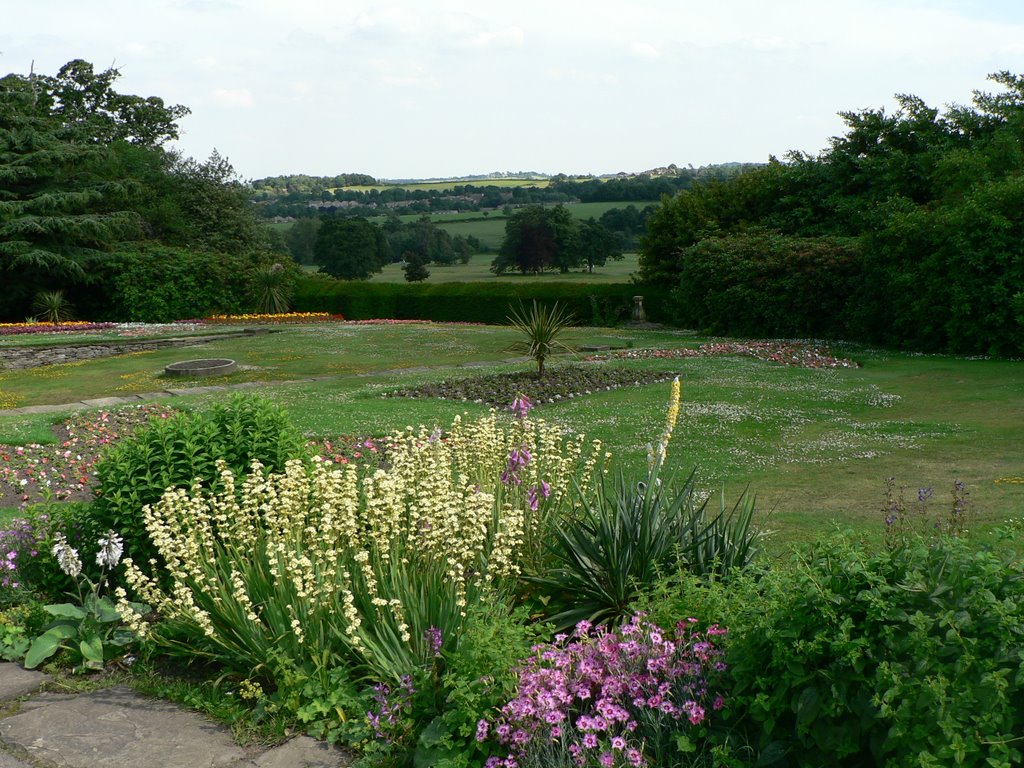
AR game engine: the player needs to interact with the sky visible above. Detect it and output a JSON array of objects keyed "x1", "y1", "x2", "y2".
[{"x1": 3, "y1": 0, "x2": 1024, "y2": 181}]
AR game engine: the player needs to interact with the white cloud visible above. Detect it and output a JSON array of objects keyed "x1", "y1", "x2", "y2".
[
  {"x1": 211, "y1": 87, "x2": 254, "y2": 107},
  {"x1": 630, "y1": 41, "x2": 660, "y2": 59}
]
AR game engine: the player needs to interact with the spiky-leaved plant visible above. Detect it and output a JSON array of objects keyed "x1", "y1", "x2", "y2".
[
  {"x1": 506, "y1": 299, "x2": 575, "y2": 378},
  {"x1": 31, "y1": 290, "x2": 74, "y2": 323}
]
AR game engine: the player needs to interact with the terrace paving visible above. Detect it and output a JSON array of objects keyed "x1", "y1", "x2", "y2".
[{"x1": 0, "y1": 664, "x2": 351, "y2": 768}]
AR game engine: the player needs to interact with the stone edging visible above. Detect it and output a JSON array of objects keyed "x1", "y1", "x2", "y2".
[{"x1": 0, "y1": 332, "x2": 266, "y2": 372}]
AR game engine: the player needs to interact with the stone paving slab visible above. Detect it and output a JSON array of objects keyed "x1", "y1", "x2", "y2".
[
  {"x1": 0, "y1": 666, "x2": 47, "y2": 702},
  {"x1": 0, "y1": 752, "x2": 31, "y2": 768},
  {"x1": 250, "y1": 735, "x2": 350, "y2": 768},
  {"x1": 0, "y1": 686, "x2": 246, "y2": 768},
  {"x1": 79, "y1": 397, "x2": 137, "y2": 408}
]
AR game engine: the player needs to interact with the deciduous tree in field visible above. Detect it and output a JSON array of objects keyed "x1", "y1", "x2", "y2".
[{"x1": 315, "y1": 216, "x2": 390, "y2": 280}]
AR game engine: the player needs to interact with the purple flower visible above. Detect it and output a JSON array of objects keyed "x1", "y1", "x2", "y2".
[
  {"x1": 425, "y1": 626, "x2": 442, "y2": 658},
  {"x1": 479, "y1": 615, "x2": 727, "y2": 766},
  {"x1": 476, "y1": 719, "x2": 490, "y2": 742},
  {"x1": 510, "y1": 395, "x2": 533, "y2": 420}
]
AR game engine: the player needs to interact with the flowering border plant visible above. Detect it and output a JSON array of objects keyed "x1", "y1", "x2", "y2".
[
  {"x1": 24, "y1": 530, "x2": 148, "y2": 671},
  {"x1": 479, "y1": 614, "x2": 728, "y2": 768}
]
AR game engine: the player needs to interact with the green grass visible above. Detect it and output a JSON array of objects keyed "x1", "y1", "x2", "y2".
[
  {"x1": 1, "y1": 323, "x2": 1021, "y2": 545},
  {"x1": 366, "y1": 253, "x2": 639, "y2": 283}
]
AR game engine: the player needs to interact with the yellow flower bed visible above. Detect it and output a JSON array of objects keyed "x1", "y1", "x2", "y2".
[{"x1": 203, "y1": 312, "x2": 342, "y2": 324}]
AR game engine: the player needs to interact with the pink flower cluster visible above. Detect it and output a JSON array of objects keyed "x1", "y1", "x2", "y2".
[
  {"x1": 586, "y1": 341, "x2": 858, "y2": 370},
  {"x1": 480, "y1": 615, "x2": 728, "y2": 767},
  {"x1": 308, "y1": 435, "x2": 382, "y2": 466},
  {"x1": 0, "y1": 404, "x2": 172, "y2": 508}
]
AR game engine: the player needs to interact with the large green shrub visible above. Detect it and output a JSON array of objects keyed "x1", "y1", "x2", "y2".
[
  {"x1": 642, "y1": 533, "x2": 1024, "y2": 767},
  {"x1": 293, "y1": 276, "x2": 671, "y2": 326},
  {"x1": 670, "y1": 228, "x2": 863, "y2": 339},
  {"x1": 69, "y1": 244, "x2": 287, "y2": 322},
  {"x1": 90, "y1": 394, "x2": 308, "y2": 569}
]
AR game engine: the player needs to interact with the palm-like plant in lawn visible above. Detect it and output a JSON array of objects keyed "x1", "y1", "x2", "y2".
[{"x1": 507, "y1": 299, "x2": 575, "y2": 378}]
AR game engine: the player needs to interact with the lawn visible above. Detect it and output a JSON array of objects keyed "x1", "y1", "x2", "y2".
[
  {"x1": 367, "y1": 252, "x2": 640, "y2": 283},
  {"x1": 2, "y1": 322, "x2": 1020, "y2": 546}
]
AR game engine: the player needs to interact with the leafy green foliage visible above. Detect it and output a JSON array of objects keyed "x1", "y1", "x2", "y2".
[
  {"x1": 71, "y1": 244, "x2": 279, "y2": 322},
  {"x1": 24, "y1": 531, "x2": 147, "y2": 673},
  {"x1": 90, "y1": 395, "x2": 308, "y2": 568},
  {"x1": 640, "y1": 71, "x2": 1024, "y2": 355},
  {"x1": 706, "y1": 534, "x2": 1024, "y2": 767},
  {"x1": 529, "y1": 462, "x2": 760, "y2": 632},
  {"x1": 671, "y1": 228, "x2": 862, "y2": 338},
  {"x1": 506, "y1": 300, "x2": 575, "y2": 378}
]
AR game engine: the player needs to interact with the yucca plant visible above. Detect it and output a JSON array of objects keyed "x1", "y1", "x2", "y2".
[
  {"x1": 506, "y1": 299, "x2": 575, "y2": 378},
  {"x1": 526, "y1": 463, "x2": 761, "y2": 633},
  {"x1": 250, "y1": 262, "x2": 293, "y2": 315},
  {"x1": 31, "y1": 290, "x2": 74, "y2": 323}
]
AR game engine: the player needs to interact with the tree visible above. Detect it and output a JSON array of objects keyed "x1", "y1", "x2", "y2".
[
  {"x1": 315, "y1": 216, "x2": 389, "y2": 280},
  {"x1": 402, "y1": 252, "x2": 431, "y2": 282},
  {"x1": 284, "y1": 217, "x2": 321, "y2": 264},
  {"x1": 492, "y1": 205, "x2": 579, "y2": 275},
  {"x1": 0, "y1": 74, "x2": 140, "y2": 317},
  {"x1": 5, "y1": 59, "x2": 189, "y2": 148},
  {"x1": 574, "y1": 219, "x2": 623, "y2": 272}
]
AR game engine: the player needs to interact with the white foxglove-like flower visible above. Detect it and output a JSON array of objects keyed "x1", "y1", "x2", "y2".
[
  {"x1": 96, "y1": 530, "x2": 124, "y2": 568},
  {"x1": 51, "y1": 532, "x2": 82, "y2": 578}
]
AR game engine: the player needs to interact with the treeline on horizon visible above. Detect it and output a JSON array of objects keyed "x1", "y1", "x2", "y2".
[
  {"x1": 638, "y1": 72, "x2": 1024, "y2": 357},
  {"x1": 249, "y1": 164, "x2": 758, "y2": 219}
]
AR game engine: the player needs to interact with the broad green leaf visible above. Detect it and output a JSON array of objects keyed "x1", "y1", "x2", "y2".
[
  {"x1": 44, "y1": 603, "x2": 87, "y2": 620},
  {"x1": 24, "y1": 627, "x2": 75, "y2": 669},
  {"x1": 80, "y1": 635, "x2": 104, "y2": 664}
]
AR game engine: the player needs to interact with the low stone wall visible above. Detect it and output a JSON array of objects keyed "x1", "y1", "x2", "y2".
[{"x1": 0, "y1": 333, "x2": 255, "y2": 371}]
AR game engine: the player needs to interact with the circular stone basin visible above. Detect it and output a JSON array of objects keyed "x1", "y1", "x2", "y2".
[{"x1": 164, "y1": 358, "x2": 237, "y2": 378}]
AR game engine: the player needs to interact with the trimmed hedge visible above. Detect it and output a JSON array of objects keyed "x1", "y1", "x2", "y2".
[{"x1": 292, "y1": 277, "x2": 671, "y2": 326}]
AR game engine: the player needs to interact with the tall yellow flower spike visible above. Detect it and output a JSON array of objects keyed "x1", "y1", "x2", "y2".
[{"x1": 648, "y1": 376, "x2": 681, "y2": 469}]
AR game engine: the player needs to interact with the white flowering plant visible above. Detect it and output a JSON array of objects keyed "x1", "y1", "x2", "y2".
[
  {"x1": 119, "y1": 409, "x2": 606, "y2": 689},
  {"x1": 24, "y1": 530, "x2": 148, "y2": 672}
]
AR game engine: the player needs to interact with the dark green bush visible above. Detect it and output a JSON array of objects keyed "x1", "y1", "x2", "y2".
[
  {"x1": 641, "y1": 533, "x2": 1024, "y2": 767},
  {"x1": 69, "y1": 244, "x2": 285, "y2": 322},
  {"x1": 293, "y1": 276, "x2": 671, "y2": 326},
  {"x1": 90, "y1": 394, "x2": 308, "y2": 569},
  {"x1": 671, "y1": 228, "x2": 863, "y2": 339}
]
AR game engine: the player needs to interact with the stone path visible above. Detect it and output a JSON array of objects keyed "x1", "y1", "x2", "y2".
[{"x1": 0, "y1": 664, "x2": 352, "y2": 768}]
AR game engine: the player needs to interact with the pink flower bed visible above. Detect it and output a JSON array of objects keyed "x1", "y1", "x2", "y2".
[{"x1": 587, "y1": 341, "x2": 858, "y2": 369}]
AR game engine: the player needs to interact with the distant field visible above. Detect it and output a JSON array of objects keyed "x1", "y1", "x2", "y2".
[
  {"x1": 435, "y1": 218, "x2": 507, "y2": 249},
  {"x1": 340, "y1": 178, "x2": 550, "y2": 193},
  {"x1": 266, "y1": 201, "x2": 659, "y2": 255},
  {"x1": 365, "y1": 252, "x2": 640, "y2": 283}
]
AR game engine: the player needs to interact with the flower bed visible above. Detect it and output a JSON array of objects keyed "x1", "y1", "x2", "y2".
[
  {"x1": 0, "y1": 404, "x2": 173, "y2": 509},
  {"x1": 587, "y1": 341, "x2": 859, "y2": 369},
  {"x1": 0, "y1": 322, "x2": 118, "y2": 337},
  {"x1": 386, "y1": 366, "x2": 680, "y2": 408},
  {"x1": 200, "y1": 312, "x2": 345, "y2": 324}
]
